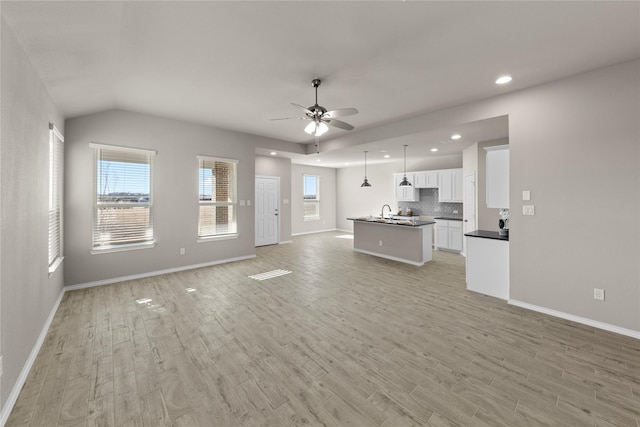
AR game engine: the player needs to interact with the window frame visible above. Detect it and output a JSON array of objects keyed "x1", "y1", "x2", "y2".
[
  {"x1": 303, "y1": 174, "x2": 321, "y2": 221},
  {"x1": 197, "y1": 155, "x2": 239, "y2": 242},
  {"x1": 48, "y1": 124, "x2": 64, "y2": 274},
  {"x1": 90, "y1": 143, "x2": 156, "y2": 254}
]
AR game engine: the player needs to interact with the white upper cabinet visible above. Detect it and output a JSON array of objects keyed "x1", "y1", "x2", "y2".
[
  {"x1": 394, "y1": 173, "x2": 419, "y2": 202},
  {"x1": 485, "y1": 145, "x2": 509, "y2": 208},
  {"x1": 438, "y1": 169, "x2": 463, "y2": 202},
  {"x1": 414, "y1": 171, "x2": 438, "y2": 188}
]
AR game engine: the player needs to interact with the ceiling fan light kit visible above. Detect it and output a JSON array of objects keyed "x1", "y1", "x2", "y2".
[{"x1": 272, "y1": 78, "x2": 358, "y2": 153}]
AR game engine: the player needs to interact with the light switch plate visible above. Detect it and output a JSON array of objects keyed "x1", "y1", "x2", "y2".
[
  {"x1": 247, "y1": 200, "x2": 251, "y2": 206},
  {"x1": 283, "y1": 199, "x2": 289, "y2": 205},
  {"x1": 522, "y1": 190, "x2": 531, "y2": 201},
  {"x1": 239, "y1": 200, "x2": 246, "y2": 206},
  {"x1": 523, "y1": 205, "x2": 535, "y2": 215}
]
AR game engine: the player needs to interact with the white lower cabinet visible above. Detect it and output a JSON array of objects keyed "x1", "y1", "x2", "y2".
[{"x1": 434, "y1": 220, "x2": 463, "y2": 252}]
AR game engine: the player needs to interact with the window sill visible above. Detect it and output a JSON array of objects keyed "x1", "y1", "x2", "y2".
[
  {"x1": 91, "y1": 241, "x2": 156, "y2": 255},
  {"x1": 48, "y1": 256, "x2": 64, "y2": 277},
  {"x1": 304, "y1": 217, "x2": 321, "y2": 221},
  {"x1": 198, "y1": 233, "x2": 239, "y2": 243}
]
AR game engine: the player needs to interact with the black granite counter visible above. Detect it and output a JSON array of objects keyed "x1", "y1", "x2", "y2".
[
  {"x1": 464, "y1": 230, "x2": 509, "y2": 241},
  {"x1": 434, "y1": 217, "x2": 463, "y2": 221},
  {"x1": 347, "y1": 217, "x2": 435, "y2": 228}
]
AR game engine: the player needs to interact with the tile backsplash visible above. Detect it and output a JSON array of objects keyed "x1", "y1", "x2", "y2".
[{"x1": 398, "y1": 188, "x2": 463, "y2": 218}]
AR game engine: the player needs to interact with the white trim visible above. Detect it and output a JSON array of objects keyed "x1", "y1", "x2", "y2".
[
  {"x1": 65, "y1": 254, "x2": 256, "y2": 291},
  {"x1": 48, "y1": 256, "x2": 64, "y2": 277},
  {"x1": 278, "y1": 240, "x2": 293, "y2": 245},
  {"x1": 335, "y1": 228, "x2": 352, "y2": 233},
  {"x1": 197, "y1": 233, "x2": 239, "y2": 243},
  {"x1": 197, "y1": 155, "x2": 239, "y2": 164},
  {"x1": 508, "y1": 299, "x2": 640, "y2": 340},
  {"x1": 1, "y1": 289, "x2": 65, "y2": 427},
  {"x1": 49, "y1": 122, "x2": 64, "y2": 141},
  {"x1": 353, "y1": 248, "x2": 425, "y2": 267},
  {"x1": 89, "y1": 142, "x2": 156, "y2": 155},
  {"x1": 90, "y1": 242, "x2": 156, "y2": 255},
  {"x1": 291, "y1": 228, "x2": 337, "y2": 236}
]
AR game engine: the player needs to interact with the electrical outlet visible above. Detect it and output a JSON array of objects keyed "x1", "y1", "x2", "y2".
[
  {"x1": 594, "y1": 288, "x2": 605, "y2": 301},
  {"x1": 379, "y1": 240, "x2": 383, "y2": 247},
  {"x1": 179, "y1": 248, "x2": 186, "y2": 255},
  {"x1": 0, "y1": 355, "x2": 3, "y2": 377}
]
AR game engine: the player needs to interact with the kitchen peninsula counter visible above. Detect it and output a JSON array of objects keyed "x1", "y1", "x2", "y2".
[{"x1": 347, "y1": 218, "x2": 435, "y2": 266}]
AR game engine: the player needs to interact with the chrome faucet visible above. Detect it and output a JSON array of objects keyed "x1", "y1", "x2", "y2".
[{"x1": 381, "y1": 204, "x2": 392, "y2": 219}]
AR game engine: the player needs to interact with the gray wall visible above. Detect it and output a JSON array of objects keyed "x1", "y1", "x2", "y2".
[
  {"x1": 506, "y1": 61, "x2": 639, "y2": 331},
  {"x1": 333, "y1": 59, "x2": 639, "y2": 332},
  {"x1": 64, "y1": 110, "x2": 261, "y2": 286},
  {"x1": 291, "y1": 164, "x2": 336, "y2": 235},
  {"x1": 255, "y1": 155, "x2": 292, "y2": 243},
  {"x1": 1, "y1": 18, "x2": 65, "y2": 408},
  {"x1": 336, "y1": 156, "x2": 462, "y2": 232}
]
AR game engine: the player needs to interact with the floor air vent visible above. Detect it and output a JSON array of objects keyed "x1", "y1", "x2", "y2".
[{"x1": 249, "y1": 269, "x2": 292, "y2": 281}]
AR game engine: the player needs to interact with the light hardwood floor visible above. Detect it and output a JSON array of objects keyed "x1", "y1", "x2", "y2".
[{"x1": 6, "y1": 232, "x2": 640, "y2": 426}]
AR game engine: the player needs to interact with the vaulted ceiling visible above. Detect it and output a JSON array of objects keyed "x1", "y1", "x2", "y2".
[{"x1": 3, "y1": 1, "x2": 639, "y2": 166}]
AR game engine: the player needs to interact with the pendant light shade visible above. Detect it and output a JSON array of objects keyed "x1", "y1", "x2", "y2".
[
  {"x1": 361, "y1": 151, "x2": 372, "y2": 187},
  {"x1": 399, "y1": 144, "x2": 412, "y2": 186}
]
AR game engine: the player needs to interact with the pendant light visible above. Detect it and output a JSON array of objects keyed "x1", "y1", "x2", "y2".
[
  {"x1": 399, "y1": 144, "x2": 411, "y2": 186},
  {"x1": 361, "y1": 151, "x2": 372, "y2": 187}
]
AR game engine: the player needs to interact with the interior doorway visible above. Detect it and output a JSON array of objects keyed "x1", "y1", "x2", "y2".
[
  {"x1": 463, "y1": 171, "x2": 477, "y2": 256},
  {"x1": 255, "y1": 176, "x2": 279, "y2": 246}
]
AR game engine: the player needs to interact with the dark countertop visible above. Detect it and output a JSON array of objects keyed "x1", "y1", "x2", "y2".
[
  {"x1": 348, "y1": 217, "x2": 435, "y2": 228},
  {"x1": 464, "y1": 230, "x2": 509, "y2": 241},
  {"x1": 434, "y1": 217, "x2": 463, "y2": 221}
]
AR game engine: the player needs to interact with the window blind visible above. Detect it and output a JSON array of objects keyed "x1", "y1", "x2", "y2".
[
  {"x1": 48, "y1": 124, "x2": 64, "y2": 268},
  {"x1": 198, "y1": 156, "x2": 238, "y2": 238},
  {"x1": 92, "y1": 144, "x2": 155, "y2": 248}
]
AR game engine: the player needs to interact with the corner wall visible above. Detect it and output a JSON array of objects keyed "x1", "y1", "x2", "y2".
[
  {"x1": 1, "y1": 17, "x2": 65, "y2": 410},
  {"x1": 64, "y1": 110, "x2": 261, "y2": 286}
]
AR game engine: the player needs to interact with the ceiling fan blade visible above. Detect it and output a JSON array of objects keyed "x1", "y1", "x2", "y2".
[
  {"x1": 270, "y1": 117, "x2": 309, "y2": 121},
  {"x1": 291, "y1": 103, "x2": 313, "y2": 115},
  {"x1": 325, "y1": 118, "x2": 355, "y2": 131},
  {"x1": 323, "y1": 107, "x2": 359, "y2": 118}
]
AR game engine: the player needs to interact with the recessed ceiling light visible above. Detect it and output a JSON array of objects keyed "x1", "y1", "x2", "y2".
[
  {"x1": 450, "y1": 134, "x2": 461, "y2": 140},
  {"x1": 383, "y1": 154, "x2": 390, "y2": 158},
  {"x1": 430, "y1": 148, "x2": 438, "y2": 152},
  {"x1": 345, "y1": 162, "x2": 350, "y2": 166},
  {"x1": 495, "y1": 75, "x2": 512, "y2": 85},
  {"x1": 270, "y1": 151, "x2": 277, "y2": 156},
  {"x1": 316, "y1": 159, "x2": 321, "y2": 162}
]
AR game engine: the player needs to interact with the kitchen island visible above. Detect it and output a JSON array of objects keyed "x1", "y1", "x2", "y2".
[{"x1": 347, "y1": 217, "x2": 435, "y2": 266}]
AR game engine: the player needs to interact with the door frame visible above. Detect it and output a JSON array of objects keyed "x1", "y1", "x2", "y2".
[
  {"x1": 462, "y1": 171, "x2": 477, "y2": 257},
  {"x1": 255, "y1": 175, "x2": 280, "y2": 247}
]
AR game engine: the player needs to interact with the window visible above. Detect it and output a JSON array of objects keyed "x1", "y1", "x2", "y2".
[
  {"x1": 198, "y1": 156, "x2": 238, "y2": 239},
  {"x1": 303, "y1": 175, "x2": 320, "y2": 220},
  {"x1": 48, "y1": 124, "x2": 64, "y2": 273},
  {"x1": 91, "y1": 143, "x2": 155, "y2": 250}
]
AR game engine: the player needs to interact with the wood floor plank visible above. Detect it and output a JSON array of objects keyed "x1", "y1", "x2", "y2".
[{"x1": 6, "y1": 231, "x2": 640, "y2": 427}]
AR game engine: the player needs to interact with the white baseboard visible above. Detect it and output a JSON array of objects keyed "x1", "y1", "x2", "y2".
[
  {"x1": 291, "y1": 229, "x2": 337, "y2": 237},
  {"x1": 278, "y1": 240, "x2": 292, "y2": 245},
  {"x1": 508, "y1": 299, "x2": 640, "y2": 340},
  {"x1": 353, "y1": 248, "x2": 425, "y2": 267},
  {"x1": 65, "y1": 254, "x2": 256, "y2": 291},
  {"x1": 335, "y1": 228, "x2": 352, "y2": 233},
  {"x1": 1, "y1": 288, "x2": 65, "y2": 427}
]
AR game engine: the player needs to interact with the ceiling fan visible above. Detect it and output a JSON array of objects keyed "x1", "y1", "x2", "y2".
[{"x1": 272, "y1": 79, "x2": 358, "y2": 152}]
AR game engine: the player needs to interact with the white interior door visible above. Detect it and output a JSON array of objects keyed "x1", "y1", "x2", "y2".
[
  {"x1": 463, "y1": 172, "x2": 476, "y2": 256},
  {"x1": 255, "y1": 176, "x2": 279, "y2": 247}
]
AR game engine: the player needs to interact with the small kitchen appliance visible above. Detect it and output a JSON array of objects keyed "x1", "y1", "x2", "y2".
[{"x1": 498, "y1": 209, "x2": 509, "y2": 236}]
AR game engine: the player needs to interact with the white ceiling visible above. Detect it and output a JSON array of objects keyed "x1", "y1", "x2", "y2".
[{"x1": 3, "y1": 1, "x2": 639, "y2": 167}]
